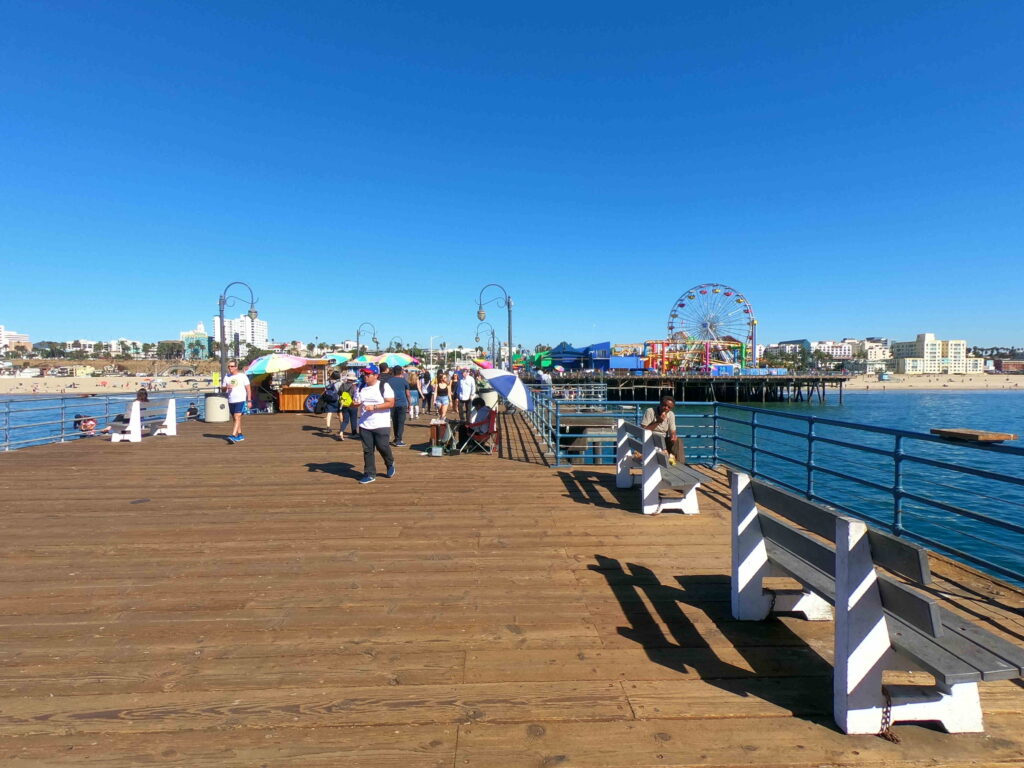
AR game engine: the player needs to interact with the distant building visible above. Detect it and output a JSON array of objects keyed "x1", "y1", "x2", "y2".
[
  {"x1": 212, "y1": 314, "x2": 269, "y2": 353},
  {"x1": 0, "y1": 325, "x2": 31, "y2": 352},
  {"x1": 180, "y1": 322, "x2": 212, "y2": 360},
  {"x1": 994, "y1": 360, "x2": 1024, "y2": 373},
  {"x1": 891, "y1": 333, "x2": 984, "y2": 375},
  {"x1": 812, "y1": 340, "x2": 853, "y2": 360}
]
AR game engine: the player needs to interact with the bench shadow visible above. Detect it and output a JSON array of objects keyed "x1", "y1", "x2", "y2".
[
  {"x1": 557, "y1": 470, "x2": 634, "y2": 509},
  {"x1": 589, "y1": 554, "x2": 834, "y2": 724},
  {"x1": 305, "y1": 461, "x2": 361, "y2": 479}
]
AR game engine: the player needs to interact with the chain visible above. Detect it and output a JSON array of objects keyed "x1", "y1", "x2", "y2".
[
  {"x1": 766, "y1": 589, "x2": 777, "y2": 615},
  {"x1": 878, "y1": 686, "x2": 900, "y2": 743}
]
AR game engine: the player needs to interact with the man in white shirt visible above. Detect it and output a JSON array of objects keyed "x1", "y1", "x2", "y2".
[
  {"x1": 222, "y1": 359, "x2": 251, "y2": 443},
  {"x1": 354, "y1": 364, "x2": 396, "y2": 484},
  {"x1": 456, "y1": 368, "x2": 477, "y2": 422}
]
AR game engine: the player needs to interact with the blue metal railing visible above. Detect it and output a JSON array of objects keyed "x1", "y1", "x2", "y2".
[
  {"x1": 525, "y1": 389, "x2": 1024, "y2": 584},
  {"x1": 1, "y1": 389, "x2": 214, "y2": 450}
]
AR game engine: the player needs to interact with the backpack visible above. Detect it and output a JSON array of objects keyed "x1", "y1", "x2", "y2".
[{"x1": 322, "y1": 381, "x2": 340, "y2": 404}]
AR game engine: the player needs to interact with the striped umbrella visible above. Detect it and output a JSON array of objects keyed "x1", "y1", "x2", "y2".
[{"x1": 478, "y1": 367, "x2": 534, "y2": 411}]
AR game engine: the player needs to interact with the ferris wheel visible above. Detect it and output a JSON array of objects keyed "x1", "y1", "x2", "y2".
[{"x1": 666, "y1": 283, "x2": 758, "y2": 369}]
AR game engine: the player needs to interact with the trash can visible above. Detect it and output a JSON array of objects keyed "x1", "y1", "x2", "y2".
[{"x1": 204, "y1": 393, "x2": 230, "y2": 423}]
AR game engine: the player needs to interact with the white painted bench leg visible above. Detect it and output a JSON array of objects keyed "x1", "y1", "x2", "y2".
[
  {"x1": 111, "y1": 401, "x2": 142, "y2": 443},
  {"x1": 772, "y1": 589, "x2": 833, "y2": 620},
  {"x1": 615, "y1": 420, "x2": 633, "y2": 489},
  {"x1": 880, "y1": 682, "x2": 984, "y2": 734},
  {"x1": 730, "y1": 472, "x2": 773, "y2": 619},
  {"x1": 834, "y1": 516, "x2": 892, "y2": 734},
  {"x1": 641, "y1": 432, "x2": 663, "y2": 515},
  {"x1": 156, "y1": 399, "x2": 177, "y2": 437},
  {"x1": 678, "y1": 485, "x2": 701, "y2": 515}
]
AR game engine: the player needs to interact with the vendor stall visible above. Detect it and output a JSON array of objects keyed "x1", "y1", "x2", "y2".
[{"x1": 276, "y1": 359, "x2": 331, "y2": 412}]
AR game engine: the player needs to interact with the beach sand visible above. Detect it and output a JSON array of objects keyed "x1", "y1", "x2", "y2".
[
  {"x1": 0, "y1": 376, "x2": 210, "y2": 395},
  {"x1": 845, "y1": 373, "x2": 1023, "y2": 392}
]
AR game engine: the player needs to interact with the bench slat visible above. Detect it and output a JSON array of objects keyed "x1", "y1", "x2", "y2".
[
  {"x1": 750, "y1": 479, "x2": 931, "y2": 584},
  {"x1": 886, "y1": 616, "x2": 983, "y2": 686},
  {"x1": 761, "y1": 512, "x2": 942, "y2": 636},
  {"x1": 759, "y1": 515, "x2": 836, "y2": 578},
  {"x1": 763, "y1": 541, "x2": 837, "y2": 604},
  {"x1": 940, "y1": 608, "x2": 1024, "y2": 678}
]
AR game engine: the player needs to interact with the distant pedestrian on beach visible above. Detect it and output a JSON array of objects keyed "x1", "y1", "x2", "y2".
[
  {"x1": 222, "y1": 359, "x2": 251, "y2": 443},
  {"x1": 388, "y1": 365, "x2": 410, "y2": 447},
  {"x1": 354, "y1": 363, "x2": 396, "y2": 484}
]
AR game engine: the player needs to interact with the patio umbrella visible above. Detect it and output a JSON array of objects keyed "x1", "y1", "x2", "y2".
[
  {"x1": 348, "y1": 354, "x2": 376, "y2": 366},
  {"x1": 478, "y1": 367, "x2": 534, "y2": 411},
  {"x1": 245, "y1": 353, "x2": 309, "y2": 375},
  {"x1": 323, "y1": 352, "x2": 352, "y2": 365},
  {"x1": 473, "y1": 358, "x2": 494, "y2": 369},
  {"x1": 376, "y1": 352, "x2": 420, "y2": 367},
  {"x1": 553, "y1": 365, "x2": 565, "y2": 372}
]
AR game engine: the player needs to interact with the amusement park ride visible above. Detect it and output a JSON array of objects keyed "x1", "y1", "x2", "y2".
[{"x1": 617, "y1": 283, "x2": 759, "y2": 373}]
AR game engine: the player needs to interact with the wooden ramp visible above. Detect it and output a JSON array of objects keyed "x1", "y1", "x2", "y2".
[{"x1": 1, "y1": 412, "x2": 1022, "y2": 767}]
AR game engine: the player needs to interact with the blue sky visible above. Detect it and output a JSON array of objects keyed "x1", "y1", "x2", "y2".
[{"x1": 2, "y1": 1, "x2": 1021, "y2": 349}]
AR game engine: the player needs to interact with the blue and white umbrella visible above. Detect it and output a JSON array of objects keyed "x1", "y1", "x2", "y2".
[{"x1": 479, "y1": 367, "x2": 534, "y2": 411}]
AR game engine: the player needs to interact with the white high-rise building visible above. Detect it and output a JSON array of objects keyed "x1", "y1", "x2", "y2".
[
  {"x1": 0, "y1": 325, "x2": 31, "y2": 352},
  {"x1": 891, "y1": 332, "x2": 983, "y2": 374},
  {"x1": 812, "y1": 340, "x2": 853, "y2": 360},
  {"x1": 213, "y1": 314, "x2": 269, "y2": 351}
]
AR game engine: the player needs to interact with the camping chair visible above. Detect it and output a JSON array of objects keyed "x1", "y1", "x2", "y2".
[{"x1": 459, "y1": 410, "x2": 499, "y2": 455}]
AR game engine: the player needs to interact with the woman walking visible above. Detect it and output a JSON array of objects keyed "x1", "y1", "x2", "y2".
[
  {"x1": 419, "y1": 370, "x2": 434, "y2": 414},
  {"x1": 322, "y1": 371, "x2": 343, "y2": 434},
  {"x1": 407, "y1": 368, "x2": 422, "y2": 420},
  {"x1": 339, "y1": 371, "x2": 360, "y2": 440},
  {"x1": 435, "y1": 372, "x2": 451, "y2": 420}
]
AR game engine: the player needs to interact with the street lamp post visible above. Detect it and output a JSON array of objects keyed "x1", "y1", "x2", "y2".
[
  {"x1": 476, "y1": 283, "x2": 512, "y2": 369},
  {"x1": 356, "y1": 322, "x2": 378, "y2": 357},
  {"x1": 475, "y1": 321, "x2": 497, "y2": 364},
  {"x1": 387, "y1": 336, "x2": 403, "y2": 353},
  {"x1": 218, "y1": 281, "x2": 258, "y2": 383},
  {"x1": 428, "y1": 335, "x2": 444, "y2": 368}
]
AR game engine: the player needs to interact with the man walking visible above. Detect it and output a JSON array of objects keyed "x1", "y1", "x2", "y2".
[
  {"x1": 456, "y1": 367, "x2": 476, "y2": 422},
  {"x1": 388, "y1": 365, "x2": 410, "y2": 447},
  {"x1": 354, "y1": 363, "x2": 396, "y2": 484},
  {"x1": 223, "y1": 359, "x2": 251, "y2": 443}
]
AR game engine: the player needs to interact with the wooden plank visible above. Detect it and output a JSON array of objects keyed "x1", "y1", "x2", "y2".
[{"x1": 930, "y1": 428, "x2": 1018, "y2": 442}]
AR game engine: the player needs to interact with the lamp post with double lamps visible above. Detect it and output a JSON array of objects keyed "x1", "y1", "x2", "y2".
[
  {"x1": 387, "y1": 336, "x2": 403, "y2": 354},
  {"x1": 476, "y1": 284, "x2": 512, "y2": 369},
  {"x1": 356, "y1": 322, "x2": 378, "y2": 357},
  {"x1": 475, "y1": 321, "x2": 497, "y2": 365},
  {"x1": 218, "y1": 281, "x2": 258, "y2": 383}
]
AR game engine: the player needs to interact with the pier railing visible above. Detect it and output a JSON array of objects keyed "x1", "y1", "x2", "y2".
[
  {"x1": 527, "y1": 389, "x2": 1024, "y2": 584},
  {"x1": 1, "y1": 389, "x2": 212, "y2": 450}
]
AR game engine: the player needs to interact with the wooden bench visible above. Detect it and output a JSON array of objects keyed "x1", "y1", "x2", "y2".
[
  {"x1": 615, "y1": 420, "x2": 711, "y2": 515},
  {"x1": 730, "y1": 471, "x2": 1024, "y2": 734},
  {"x1": 110, "y1": 399, "x2": 178, "y2": 443}
]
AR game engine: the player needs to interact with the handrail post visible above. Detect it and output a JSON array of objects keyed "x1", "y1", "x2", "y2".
[
  {"x1": 750, "y1": 411, "x2": 758, "y2": 477},
  {"x1": 806, "y1": 416, "x2": 816, "y2": 499},
  {"x1": 60, "y1": 399, "x2": 67, "y2": 443},
  {"x1": 893, "y1": 434, "x2": 905, "y2": 535},
  {"x1": 554, "y1": 399, "x2": 563, "y2": 467},
  {"x1": 711, "y1": 403, "x2": 719, "y2": 466}
]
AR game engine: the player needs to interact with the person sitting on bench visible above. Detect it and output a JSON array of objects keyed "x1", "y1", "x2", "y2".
[{"x1": 640, "y1": 396, "x2": 684, "y2": 462}]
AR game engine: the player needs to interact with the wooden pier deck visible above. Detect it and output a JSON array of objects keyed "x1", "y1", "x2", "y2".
[{"x1": 1, "y1": 412, "x2": 1022, "y2": 767}]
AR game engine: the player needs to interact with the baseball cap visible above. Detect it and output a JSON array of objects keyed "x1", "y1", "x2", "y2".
[{"x1": 361, "y1": 363, "x2": 380, "y2": 375}]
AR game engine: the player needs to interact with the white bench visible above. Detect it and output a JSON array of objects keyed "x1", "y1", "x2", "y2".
[
  {"x1": 615, "y1": 420, "x2": 710, "y2": 515},
  {"x1": 730, "y1": 471, "x2": 1024, "y2": 735},
  {"x1": 110, "y1": 399, "x2": 178, "y2": 443}
]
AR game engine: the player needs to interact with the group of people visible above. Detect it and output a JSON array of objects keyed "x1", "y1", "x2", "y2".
[{"x1": 315, "y1": 363, "x2": 494, "y2": 483}]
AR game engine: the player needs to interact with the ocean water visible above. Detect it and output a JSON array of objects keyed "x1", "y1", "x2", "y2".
[{"x1": 707, "y1": 390, "x2": 1024, "y2": 584}]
